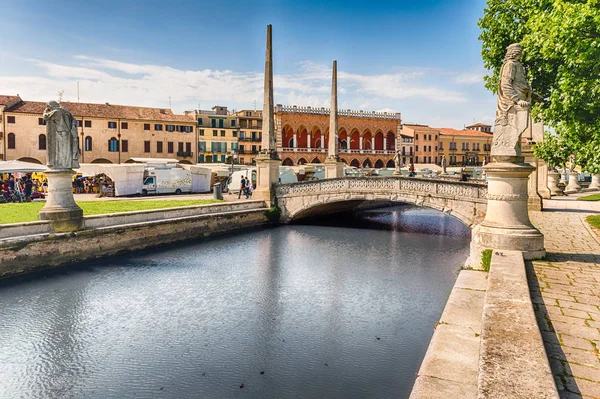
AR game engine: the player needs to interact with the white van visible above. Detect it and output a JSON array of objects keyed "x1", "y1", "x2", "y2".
[{"x1": 142, "y1": 168, "x2": 192, "y2": 195}]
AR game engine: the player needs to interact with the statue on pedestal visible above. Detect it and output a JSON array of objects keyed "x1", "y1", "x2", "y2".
[
  {"x1": 441, "y1": 155, "x2": 447, "y2": 174},
  {"x1": 43, "y1": 101, "x2": 80, "y2": 170},
  {"x1": 491, "y1": 44, "x2": 536, "y2": 159},
  {"x1": 393, "y1": 150, "x2": 402, "y2": 174},
  {"x1": 39, "y1": 101, "x2": 83, "y2": 232}
]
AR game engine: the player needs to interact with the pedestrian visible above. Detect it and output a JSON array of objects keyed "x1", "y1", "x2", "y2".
[
  {"x1": 42, "y1": 178, "x2": 48, "y2": 194},
  {"x1": 24, "y1": 178, "x2": 33, "y2": 202},
  {"x1": 238, "y1": 176, "x2": 246, "y2": 199},
  {"x1": 246, "y1": 178, "x2": 253, "y2": 197}
]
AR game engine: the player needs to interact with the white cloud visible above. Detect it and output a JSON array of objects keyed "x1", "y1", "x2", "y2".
[
  {"x1": 453, "y1": 71, "x2": 484, "y2": 85},
  {"x1": 0, "y1": 55, "x2": 485, "y2": 127}
]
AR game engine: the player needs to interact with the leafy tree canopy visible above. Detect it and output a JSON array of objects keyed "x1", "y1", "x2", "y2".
[{"x1": 479, "y1": 0, "x2": 600, "y2": 136}]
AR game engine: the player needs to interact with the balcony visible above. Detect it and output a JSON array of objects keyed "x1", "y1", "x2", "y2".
[
  {"x1": 239, "y1": 149, "x2": 259, "y2": 154},
  {"x1": 239, "y1": 137, "x2": 262, "y2": 142},
  {"x1": 177, "y1": 151, "x2": 193, "y2": 157}
]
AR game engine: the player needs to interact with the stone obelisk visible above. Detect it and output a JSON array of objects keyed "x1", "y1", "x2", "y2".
[
  {"x1": 469, "y1": 43, "x2": 544, "y2": 265},
  {"x1": 253, "y1": 24, "x2": 281, "y2": 203},
  {"x1": 324, "y1": 60, "x2": 344, "y2": 179}
]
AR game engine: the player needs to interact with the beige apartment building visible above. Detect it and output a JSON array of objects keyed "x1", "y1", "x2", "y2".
[
  {"x1": 3, "y1": 98, "x2": 197, "y2": 165},
  {"x1": 232, "y1": 109, "x2": 262, "y2": 165},
  {"x1": 0, "y1": 95, "x2": 23, "y2": 161},
  {"x1": 188, "y1": 106, "x2": 239, "y2": 164},
  {"x1": 438, "y1": 127, "x2": 493, "y2": 166}
]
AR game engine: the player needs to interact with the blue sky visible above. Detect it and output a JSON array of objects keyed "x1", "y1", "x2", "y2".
[{"x1": 0, "y1": 0, "x2": 494, "y2": 128}]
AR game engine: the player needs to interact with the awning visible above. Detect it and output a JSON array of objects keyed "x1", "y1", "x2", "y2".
[{"x1": 0, "y1": 160, "x2": 47, "y2": 173}]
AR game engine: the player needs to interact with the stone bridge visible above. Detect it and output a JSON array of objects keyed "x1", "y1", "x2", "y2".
[{"x1": 274, "y1": 177, "x2": 488, "y2": 226}]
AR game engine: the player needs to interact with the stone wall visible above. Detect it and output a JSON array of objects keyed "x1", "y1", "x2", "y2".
[{"x1": 0, "y1": 203, "x2": 270, "y2": 279}]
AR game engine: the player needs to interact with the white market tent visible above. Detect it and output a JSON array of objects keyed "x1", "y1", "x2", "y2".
[
  {"x1": 77, "y1": 164, "x2": 145, "y2": 196},
  {"x1": 0, "y1": 160, "x2": 47, "y2": 173}
]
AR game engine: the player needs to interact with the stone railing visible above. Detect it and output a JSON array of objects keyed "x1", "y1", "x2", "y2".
[
  {"x1": 275, "y1": 104, "x2": 402, "y2": 120},
  {"x1": 275, "y1": 176, "x2": 488, "y2": 201},
  {"x1": 478, "y1": 251, "x2": 558, "y2": 398}
]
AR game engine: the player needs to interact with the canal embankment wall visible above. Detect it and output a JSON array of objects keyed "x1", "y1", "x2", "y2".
[
  {"x1": 0, "y1": 201, "x2": 271, "y2": 279},
  {"x1": 411, "y1": 251, "x2": 559, "y2": 398}
]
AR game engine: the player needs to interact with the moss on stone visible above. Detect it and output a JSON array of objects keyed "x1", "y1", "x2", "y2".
[{"x1": 481, "y1": 249, "x2": 493, "y2": 272}]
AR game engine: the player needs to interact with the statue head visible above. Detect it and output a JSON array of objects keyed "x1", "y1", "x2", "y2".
[
  {"x1": 505, "y1": 43, "x2": 523, "y2": 62},
  {"x1": 47, "y1": 100, "x2": 60, "y2": 110}
]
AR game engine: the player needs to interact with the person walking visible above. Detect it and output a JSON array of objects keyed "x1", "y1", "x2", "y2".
[
  {"x1": 24, "y1": 178, "x2": 33, "y2": 202},
  {"x1": 238, "y1": 176, "x2": 247, "y2": 199}
]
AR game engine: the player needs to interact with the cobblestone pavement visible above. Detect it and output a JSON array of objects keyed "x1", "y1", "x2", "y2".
[{"x1": 529, "y1": 205, "x2": 600, "y2": 399}]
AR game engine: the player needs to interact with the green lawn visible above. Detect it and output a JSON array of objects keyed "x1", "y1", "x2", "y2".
[
  {"x1": 0, "y1": 199, "x2": 223, "y2": 224},
  {"x1": 578, "y1": 193, "x2": 600, "y2": 201},
  {"x1": 587, "y1": 215, "x2": 600, "y2": 230}
]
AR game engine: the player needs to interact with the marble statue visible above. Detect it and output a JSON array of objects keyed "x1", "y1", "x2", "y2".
[
  {"x1": 491, "y1": 43, "x2": 534, "y2": 159},
  {"x1": 43, "y1": 101, "x2": 80, "y2": 169},
  {"x1": 441, "y1": 155, "x2": 447, "y2": 174}
]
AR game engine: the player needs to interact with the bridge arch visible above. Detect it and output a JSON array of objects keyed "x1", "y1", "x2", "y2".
[{"x1": 274, "y1": 177, "x2": 488, "y2": 227}]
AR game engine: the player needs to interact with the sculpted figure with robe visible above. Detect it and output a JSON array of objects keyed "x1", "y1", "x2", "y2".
[
  {"x1": 43, "y1": 101, "x2": 80, "y2": 169},
  {"x1": 491, "y1": 43, "x2": 537, "y2": 158}
]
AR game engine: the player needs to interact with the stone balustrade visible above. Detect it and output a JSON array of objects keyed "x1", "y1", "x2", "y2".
[{"x1": 276, "y1": 104, "x2": 402, "y2": 120}]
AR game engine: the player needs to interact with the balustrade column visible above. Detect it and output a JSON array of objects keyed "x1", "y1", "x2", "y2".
[{"x1": 293, "y1": 131, "x2": 298, "y2": 152}]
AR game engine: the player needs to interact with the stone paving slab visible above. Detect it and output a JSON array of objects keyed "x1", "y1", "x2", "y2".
[{"x1": 530, "y1": 205, "x2": 600, "y2": 399}]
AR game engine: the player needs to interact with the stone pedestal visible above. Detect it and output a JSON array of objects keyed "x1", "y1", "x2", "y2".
[
  {"x1": 564, "y1": 171, "x2": 582, "y2": 194},
  {"x1": 522, "y1": 144, "x2": 543, "y2": 211},
  {"x1": 253, "y1": 157, "x2": 280, "y2": 203},
  {"x1": 324, "y1": 160, "x2": 344, "y2": 179},
  {"x1": 537, "y1": 160, "x2": 551, "y2": 199},
  {"x1": 547, "y1": 170, "x2": 563, "y2": 196},
  {"x1": 559, "y1": 170, "x2": 568, "y2": 185},
  {"x1": 588, "y1": 174, "x2": 600, "y2": 191},
  {"x1": 39, "y1": 169, "x2": 84, "y2": 232},
  {"x1": 470, "y1": 162, "x2": 545, "y2": 264},
  {"x1": 393, "y1": 167, "x2": 402, "y2": 176}
]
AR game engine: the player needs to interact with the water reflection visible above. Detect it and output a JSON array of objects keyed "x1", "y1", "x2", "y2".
[{"x1": 0, "y1": 205, "x2": 470, "y2": 399}]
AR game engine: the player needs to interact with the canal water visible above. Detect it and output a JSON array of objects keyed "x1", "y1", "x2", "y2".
[{"x1": 0, "y1": 205, "x2": 470, "y2": 399}]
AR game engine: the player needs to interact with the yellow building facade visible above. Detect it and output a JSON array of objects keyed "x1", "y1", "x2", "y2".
[{"x1": 191, "y1": 106, "x2": 239, "y2": 164}]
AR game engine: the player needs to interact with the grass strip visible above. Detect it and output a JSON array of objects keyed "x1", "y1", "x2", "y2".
[{"x1": 0, "y1": 199, "x2": 223, "y2": 224}]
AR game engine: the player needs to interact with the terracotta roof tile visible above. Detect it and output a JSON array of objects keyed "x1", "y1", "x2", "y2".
[
  {"x1": 437, "y1": 127, "x2": 494, "y2": 137},
  {"x1": 0, "y1": 95, "x2": 22, "y2": 106},
  {"x1": 403, "y1": 124, "x2": 440, "y2": 132},
  {"x1": 465, "y1": 122, "x2": 492, "y2": 128},
  {"x1": 6, "y1": 100, "x2": 195, "y2": 123}
]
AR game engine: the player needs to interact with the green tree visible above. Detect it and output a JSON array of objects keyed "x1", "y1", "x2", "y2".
[
  {"x1": 533, "y1": 131, "x2": 572, "y2": 169},
  {"x1": 479, "y1": 0, "x2": 600, "y2": 138}
]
